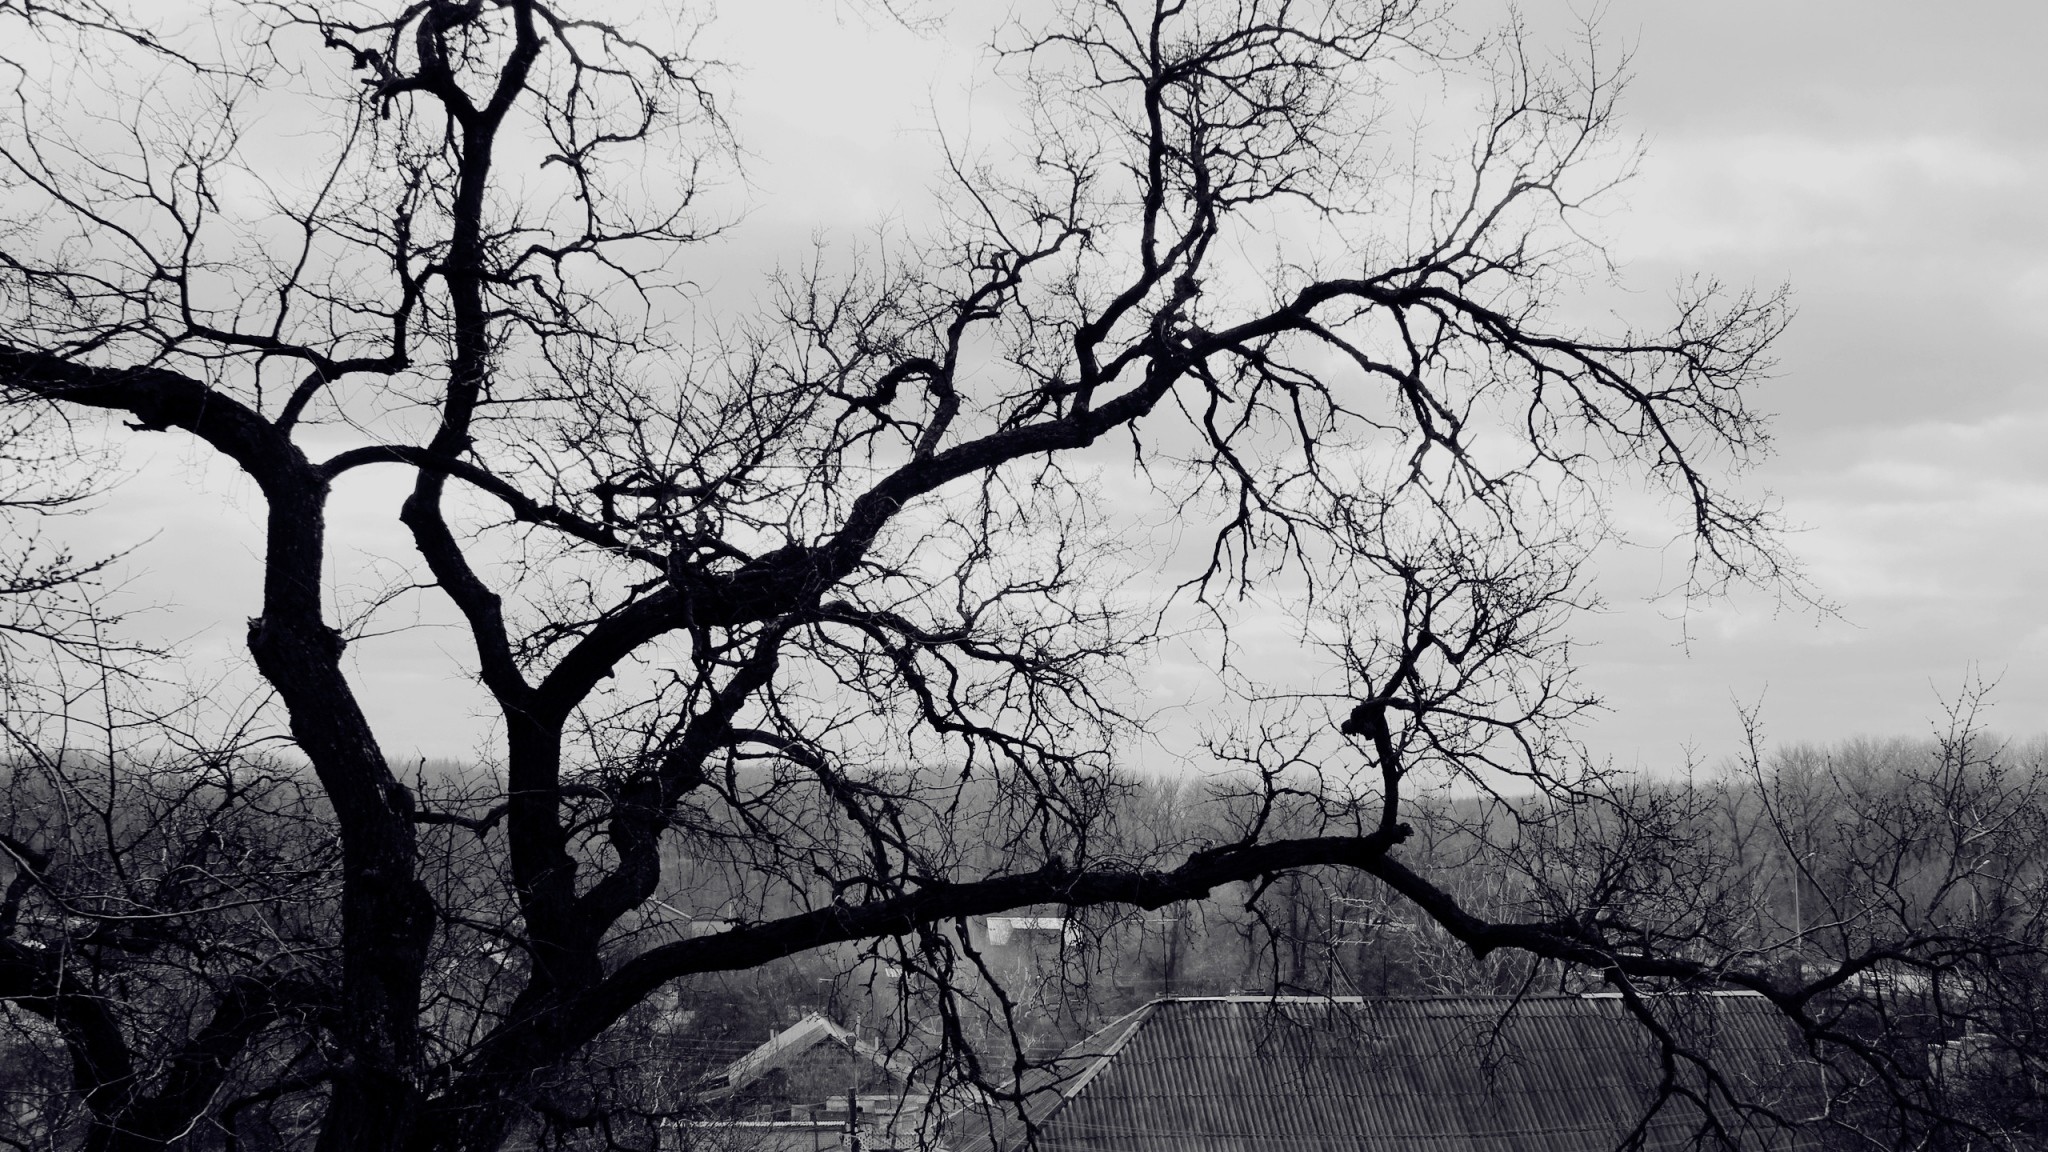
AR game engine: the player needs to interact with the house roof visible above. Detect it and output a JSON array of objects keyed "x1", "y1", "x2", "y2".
[
  {"x1": 712, "y1": 1013, "x2": 918, "y2": 1098},
  {"x1": 947, "y1": 995, "x2": 1825, "y2": 1152}
]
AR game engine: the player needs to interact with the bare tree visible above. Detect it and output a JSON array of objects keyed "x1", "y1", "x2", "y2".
[
  {"x1": 0, "y1": 1, "x2": 1811, "y2": 1148},
  {"x1": 1728, "y1": 701, "x2": 2048, "y2": 1149},
  {"x1": 0, "y1": 703, "x2": 337, "y2": 1152},
  {"x1": 1330, "y1": 696, "x2": 2048, "y2": 1149}
]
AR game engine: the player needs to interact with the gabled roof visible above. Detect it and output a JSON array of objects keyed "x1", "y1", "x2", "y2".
[
  {"x1": 712, "y1": 1012, "x2": 918, "y2": 1098},
  {"x1": 948, "y1": 995, "x2": 1825, "y2": 1152}
]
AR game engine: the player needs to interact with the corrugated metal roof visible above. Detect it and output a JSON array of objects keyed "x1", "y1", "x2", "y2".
[{"x1": 949, "y1": 996, "x2": 1825, "y2": 1152}]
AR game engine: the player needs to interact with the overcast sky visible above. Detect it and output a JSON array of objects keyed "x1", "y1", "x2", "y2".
[
  {"x1": 1509, "y1": 0, "x2": 2048, "y2": 762},
  {"x1": 69, "y1": 0, "x2": 2048, "y2": 771}
]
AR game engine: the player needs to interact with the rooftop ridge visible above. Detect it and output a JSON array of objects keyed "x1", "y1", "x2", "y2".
[{"x1": 1046, "y1": 1001, "x2": 1156, "y2": 1107}]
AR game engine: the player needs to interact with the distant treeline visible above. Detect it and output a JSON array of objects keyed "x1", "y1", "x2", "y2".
[{"x1": 7, "y1": 728, "x2": 2045, "y2": 1146}]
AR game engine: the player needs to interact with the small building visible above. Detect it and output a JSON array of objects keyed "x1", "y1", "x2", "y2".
[
  {"x1": 972, "y1": 915, "x2": 1081, "y2": 949},
  {"x1": 704, "y1": 1013, "x2": 921, "y2": 1116},
  {"x1": 946, "y1": 994, "x2": 1825, "y2": 1152},
  {"x1": 692, "y1": 1013, "x2": 930, "y2": 1151}
]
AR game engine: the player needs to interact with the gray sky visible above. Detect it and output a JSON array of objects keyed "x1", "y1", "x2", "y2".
[
  {"x1": 70, "y1": 0, "x2": 2048, "y2": 769},
  {"x1": 1520, "y1": 0, "x2": 2048, "y2": 761}
]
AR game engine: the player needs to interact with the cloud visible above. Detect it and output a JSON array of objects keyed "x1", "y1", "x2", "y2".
[
  {"x1": 1576, "y1": 411, "x2": 2048, "y2": 766},
  {"x1": 1621, "y1": 133, "x2": 2043, "y2": 265}
]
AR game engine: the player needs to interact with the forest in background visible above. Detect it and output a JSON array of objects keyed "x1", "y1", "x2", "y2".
[{"x1": 7, "y1": 716, "x2": 2044, "y2": 1148}]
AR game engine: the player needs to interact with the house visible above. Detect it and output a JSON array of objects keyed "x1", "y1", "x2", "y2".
[
  {"x1": 972, "y1": 915, "x2": 1081, "y2": 949},
  {"x1": 690, "y1": 1013, "x2": 931, "y2": 1151},
  {"x1": 703, "y1": 1012, "x2": 922, "y2": 1116},
  {"x1": 945, "y1": 994, "x2": 1825, "y2": 1152}
]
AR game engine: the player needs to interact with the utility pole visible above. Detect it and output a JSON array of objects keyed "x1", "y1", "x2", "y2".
[{"x1": 846, "y1": 1088, "x2": 861, "y2": 1152}]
